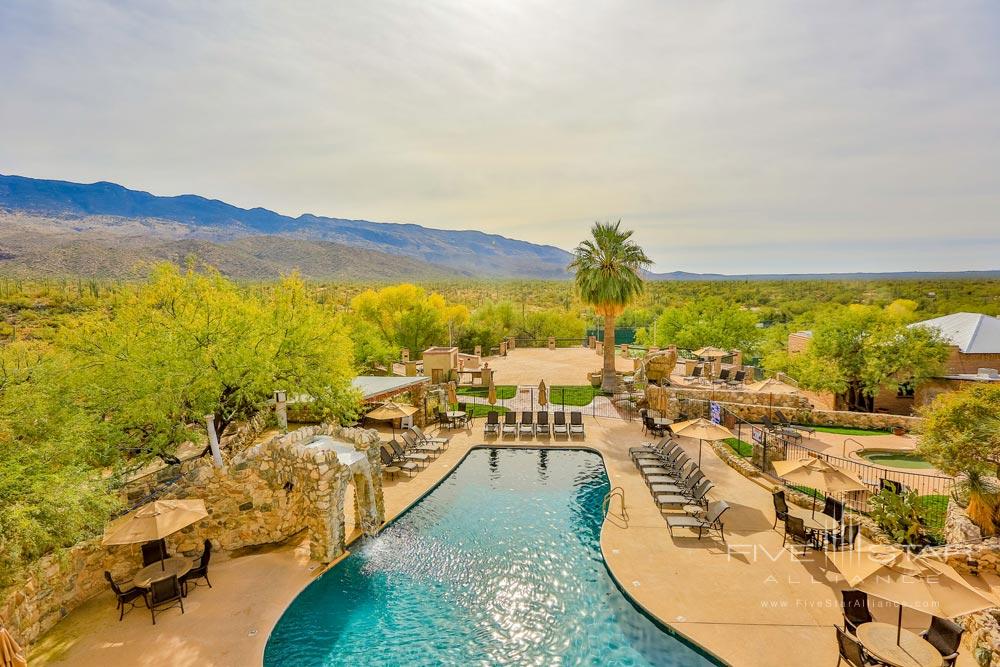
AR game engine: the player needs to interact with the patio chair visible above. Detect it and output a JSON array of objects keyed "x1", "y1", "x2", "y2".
[
  {"x1": 772, "y1": 490, "x2": 789, "y2": 529},
  {"x1": 380, "y1": 445, "x2": 418, "y2": 477},
  {"x1": 502, "y1": 411, "x2": 517, "y2": 436},
  {"x1": 148, "y1": 574, "x2": 184, "y2": 625},
  {"x1": 569, "y1": 412, "x2": 585, "y2": 435},
  {"x1": 649, "y1": 469, "x2": 705, "y2": 495},
  {"x1": 761, "y1": 415, "x2": 802, "y2": 444},
  {"x1": 390, "y1": 439, "x2": 429, "y2": 467},
  {"x1": 104, "y1": 571, "x2": 146, "y2": 621},
  {"x1": 180, "y1": 539, "x2": 212, "y2": 596},
  {"x1": 835, "y1": 626, "x2": 876, "y2": 667},
  {"x1": 535, "y1": 411, "x2": 550, "y2": 435},
  {"x1": 655, "y1": 480, "x2": 714, "y2": 509},
  {"x1": 410, "y1": 425, "x2": 449, "y2": 449},
  {"x1": 841, "y1": 590, "x2": 873, "y2": 634},
  {"x1": 823, "y1": 497, "x2": 845, "y2": 522},
  {"x1": 483, "y1": 411, "x2": 500, "y2": 436},
  {"x1": 629, "y1": 437, "x2": 673, "y2": 459},
  {"x1": 920, "y1": 616, "x2": 964, "y2": 667},
  {"x1": 552, "y1": 411, "x2": 568, "y2": 435},
  {"x1": 403, "y1": 430, "x2": 441, "y2": 457},
  {"x1": 683, "y1": 365, "x2": 703, "y2": 382},
  {"x1": 519, "y1": 411, "x2": 535, "y2": 436},
  {"x1": 782, "y1": 515, "x2": 817, "y2": 552},
  {"x1": 632, "y1": 443, "x2": 680, "y2": 465},
  {"x1": 727, "y1": 369, "x2": 746, "y2": 387},
  {"x1": 775, "y1": 410, "x2": 815, "y2": 436},
  {"x1": 666, "y1": 500, "x2": 729, "y2": 542},
  {"x1": 637, "y1": 451, "x2": 687, "y2": 479},
  {"x1": 879, "y1": 478, "x2": 906, "y2": 495},
  {"x1": 826, "y1": 522, "x2": 860, "y2": 551},
  {"x1": 456, "y1": 402, "x2": 469, "y2": 427},
  {"x1": 141, "y1": 539, "x2": 168, "y2": 567},
  {"x1": 712, "y1": 368, "x2": 731, "y2": 385}
]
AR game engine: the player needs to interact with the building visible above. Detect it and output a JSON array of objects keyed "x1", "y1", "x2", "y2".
[{"x1": 908, "y1": 312, "x2": 1000, "y2": 407}]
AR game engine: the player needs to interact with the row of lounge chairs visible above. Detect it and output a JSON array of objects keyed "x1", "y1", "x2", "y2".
[
  {"x1": 379, "y1": 426, "x2": 450, "y2": 477},
  {"x1": 483, "y1": 410, "x2": 585, "y2": 437},
  {"x1": 629, "y1": 438, "x2": 729, "y2": 542},
  {"x1": 682, "y1": 366, "x2": 747, "y2": 386}
]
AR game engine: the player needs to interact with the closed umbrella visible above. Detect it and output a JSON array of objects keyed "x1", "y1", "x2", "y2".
[
  {"x1": 538, "y1": 380, "x2": 548, "y2": 407},
  {"x1": 772, "y1": 457, "x2": 867, "y2": 516},
  {"x1": 102, "y1": 499, "x2": 208, "y2": 569},
  {"x1": 828, "y1": 543, "x2": 997, "y2": 645},
  {"x1": 487, "y1": 379, "x2": 497, "y2": 406},
  {"x1": 1, "y1": 627, "x2": 26, "y2": 667},
  {"x1": 447, "y1": 381, "x2": 458, "y2": 408},
  {"x1": 671, "y1": 417, "x2": 734, "y2": 465},
  {"x1": 367, "y1": 400, "x2": 418, "y2": 443}
]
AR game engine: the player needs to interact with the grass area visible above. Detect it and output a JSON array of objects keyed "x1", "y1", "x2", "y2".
[
  {"x1": 457, "y1": 385, "x2": 516, "y2": 400},
  {"x1": 549, "y1": 385, "x2": 599, "y2": 406},
  {"x1": 790, "y1": 485, "x2": 826, "y2": 502},
  {"x1": 859, "y1": 452, "x2": 933, "y2": 470},
  {"x1": 809, "y1": 425, "x2": 893, "y2": 437},
  {"x1": 724, "y1": 437, "x2": 753, "y2": 458},
  {"x1": 917, "y1": 494, "x2": 948, "y2": 541},
  {"x1": 467, "y1": 404, "x2": 508, "y2": 418}
]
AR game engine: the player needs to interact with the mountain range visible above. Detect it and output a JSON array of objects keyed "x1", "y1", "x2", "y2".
[{"x1": 1, "y1": 174, "x2": 997, "y2": 281}]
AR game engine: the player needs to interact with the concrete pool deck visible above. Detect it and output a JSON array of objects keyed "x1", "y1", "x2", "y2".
[{"x1": 32, "y1": 418, "x2": 983, "y2": 666}]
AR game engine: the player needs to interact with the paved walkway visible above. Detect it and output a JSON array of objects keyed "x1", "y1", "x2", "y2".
[
  {"x1": 33, "y1": 418, "x2": 982, "y2": 666},
  {"x1": 483, "y1": 346, "x2": 634, "y2": 385}
]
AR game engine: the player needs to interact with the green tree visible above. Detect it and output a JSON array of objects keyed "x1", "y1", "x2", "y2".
[
  {"x1": 569, "y1": 221, "x2": 652, "y2": 392},
  {"x1": 919, "y1": 384, "x2": 1000, "y2": 477},
  {"x1": 351, "y1": 284, "x2": 469, "y2": 356},
  {"x1": 653, "y1": 297, "x2": 762, "y2": 353},
  {"x1": 767, "y1": 304, "x2": 948, "y2": 412}
]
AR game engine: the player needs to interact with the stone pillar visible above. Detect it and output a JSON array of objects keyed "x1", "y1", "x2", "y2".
[
  {"x1": 500, "y1": 341, "x2": 508, "y2": 356},
  {"x1": 548, "y1": 336, "x2": 556, "y2": 350},
  {"x1": 621, "y1": 343, "x2": 629, "y2": 356},
  {"x1": 401, "y1": 348, "x2": 410, "y2": 362},
  {"x1": 589, "y1": 335, "x2": 597, "y2": 349},
  {"x1": 508, "y1": 336, "x2": 516, "y2": 350},
  {"x1": 595, "y1": 340, "x2": 603, "y2": 355},
  {"x1": 733, "y1": 350, "x2": 743, "y2": 367},
  {"x1": 684, "y1": 359, "x2": 696, "y2": 376},
  {"x1": 274, "y1": 390, "x2": 288, "y2": 433},
  {"x1": 405, "y1": 361, "x2": 417, "y2": 376},
  {"x1": 204, "y1": 414, "x2": 224, "y2": 468}
]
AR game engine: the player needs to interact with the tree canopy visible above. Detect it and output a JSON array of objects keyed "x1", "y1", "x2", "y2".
[
  {"x1": 653, "y1": 297, "x2": 763, "y2": 353},
  {"x1": 350, "y1": 284, "x2": 469, "y2": 360},
  {"x1": 919, "y1": 384, "x2": 1000, "y2": 477}
]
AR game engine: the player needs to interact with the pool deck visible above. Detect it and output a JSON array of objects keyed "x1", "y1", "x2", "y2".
[{"x1": 32, "y1": 418, "x2": 984, "y2": 666}]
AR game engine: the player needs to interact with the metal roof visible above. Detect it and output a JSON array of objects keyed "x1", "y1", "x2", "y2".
[
  {"x1": 351, "y1": 375, "x2": 430, "y2": 402},
  {"x1": 909, "y1": 312, "x2": 1000, "y2": 354}
]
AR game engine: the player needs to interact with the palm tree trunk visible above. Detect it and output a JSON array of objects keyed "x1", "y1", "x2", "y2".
[{"x1": 602, "y1": 315, "x2": 617, "y2": 393}]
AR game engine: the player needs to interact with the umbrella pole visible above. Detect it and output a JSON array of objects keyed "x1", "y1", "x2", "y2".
[
  {"x1": 812, "y1": 489, "x2": 818, "y2": 517},
  {"x1": 698, "y1": 439, "x2": 703, "y2": 466},
  {"x1": 896, "y1": 605, "x2": 902, "y2": 645},
  {"x1": 160, "y1": 539, "x2": 166, "y2": 570}
]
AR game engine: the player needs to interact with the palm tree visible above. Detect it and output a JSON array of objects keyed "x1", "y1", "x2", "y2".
[{"x1": 569, "y1": 221, "x2": 652, "y2": 393}]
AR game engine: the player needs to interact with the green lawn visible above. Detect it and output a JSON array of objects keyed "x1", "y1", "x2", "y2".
[
  {"x1": 467, "y1": 403, "x2": 508, "y2": 418},
  {"x1": 549, "y1": 385, "x2": 599, "y2": 406},
  {"x1": 917, "y1": 494, "x2": 948, "y2": 542},
  {"x1": 457, "y1": 385, "x2": 516, "y2": 400},
  {"x1": 724, "y1": 437, "x2": 753, "y2": 458},
  {"x1": 809, "y1": 425, "x2": 893, "y2": 437}
]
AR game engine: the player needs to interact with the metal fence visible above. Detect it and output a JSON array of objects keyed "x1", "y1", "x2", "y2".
[
  {"x1": 720, "y1": 405, "x2": 952, "y2": 538},
  {"x1": 424, "y1": 384, "x2": 640, "y2": 424}
]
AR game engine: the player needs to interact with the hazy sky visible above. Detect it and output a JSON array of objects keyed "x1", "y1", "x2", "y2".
[{"x1": 2, "y1": 1, "x2": 999, "y2": 274}]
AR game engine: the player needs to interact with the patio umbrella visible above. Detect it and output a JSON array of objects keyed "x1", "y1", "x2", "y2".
[
  {"x1": 772, "y1": 457, "x2": 867, "y2": 517},
  {"x1": 447, "y1": 381, "x2": 458, "y2": 408},
  {"x1": 538, "y1": 380, "x2": 548, "y2": 407},
  {"x1": 102, "y1": 499, "x2": 208, "y2": 569},
  {"x1": 693, "y1": 346, "x2": 728, "y2": 359},
  {"x1": 828, "y1": 544, "x2": 997, "y2": 645},
  {"x1": 367, "y1": 400, "x2": 418, "y2": 443},
  {"x1": 746, "y1": 378, "x2": 799, "y2": 394},
  {"x1": 671, "y1": 417, "x2": 734, "y2": 466},
  {"x1": 1, "y1": 627, "x2": 26, "y2": 667},
  {"x1": 487, "y1": 379, "x2": 497, "y2": 405}
]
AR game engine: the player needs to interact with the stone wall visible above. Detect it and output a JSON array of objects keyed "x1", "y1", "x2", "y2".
[{"x1": 0, "y1": 424, "x2": 384, "y2": 649}]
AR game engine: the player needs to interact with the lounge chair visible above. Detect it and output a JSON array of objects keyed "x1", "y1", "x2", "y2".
[
  {"x1": 179, "y1": 539, "x2": 212, "y2": 596},
  {"x1": 535, "y1": 411, "x2": 550, "y2": 435},
  {"x1": 569, "y1": 412, "x2": 584, "y2": 435},
  {"x1": 761, "y1": 415, "x2": 802, "y2": 443},
  {"x1": 390, "y1": 439, "x2": 429, "y2": 467},
  {"x1": 841, "y1": 590, "x2": 872, "y2": 634},
  {"x1": 380, "y1": 445, "x2": 418, "y2": 477},
  {"x1": 727, "y1": 369, "x2": 746, "y2": 387},
  {"x1": 920, "y1": 616, "x2": 964, "y2": 667},
  {"x1": 502, "y1": 411, "x2": 517, "y2": 436},
  {"x1": 404, "y1": 430, "x2": 442, "y2": 456},
  {"x1": 683, "y1": 365, "x2": 703, "y2": 383},
  {"x1": 105, "y1": 571, "x2": 146, "y2": 621},
  {"x1": 629, "y1": 437, "x2": 674, "y2": 459},
  {"x1": 649, "y1": 469, "x2": 704, "y2": 495},
  {"x1": 782, "y1": 515, "x2": 818, "y2": 552},
  {"x1": 148, "y1": 574, "x2": 184, "y2": 625},
  {"x1": 666, "y1": 500, "x2": 729, "y2": 542},
  {"x1": 826, "y1": 522, "x2": 860, "y2": 551},
  {"x1": 638, "y1": 453, "x2": 691, "y2": 481},
  {"x1": 774, "y1": 410, "x2": 815, "y2": 437},
  {"x1": 712, "y1": 368, "x2": 731, "y2": 385},
  {"x1": 552, "y1": 411, "x2": 568, "y2": 435},
  {"x1": 519, "y1": 411, "x2": 534, "y2": 436},
  {"x1": 483, "y1": 411, "x2": 500, "y2": 436},
  {"x1": 410, "y1": 425, "x2": 449, "y2": 449},
  {"x1": 632, "y1": 444, "x2": 680, "y2": 465},
  {"x1": 655, "y1": 480, "x2": 714, "y2": 509},
  {"x1": 635, "y1": 449, "x2": 685, "y2": 475},
  {"x1": 835, "y1": 626, "x2": 875, "y2": 667}
]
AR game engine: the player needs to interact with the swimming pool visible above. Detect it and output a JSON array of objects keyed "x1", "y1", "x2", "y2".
[{"x1": 264, "y1": 448, "x2": 716, "y2": 666}]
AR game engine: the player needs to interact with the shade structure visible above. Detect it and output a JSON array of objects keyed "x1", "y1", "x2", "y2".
[
  {"x1": 828, "y1": 544, "x2": 997, "y2": 643},
  {"x1": 367, "y1": 400, "x2": 418, "y2": 443},
  {"x1": 447, "y1": 381, "x2": 458, "y2": 407},
  {"x1": 538, "y1": 380, "x2": 548, "y2": 407},
  {"x1": 671, "y1": 417, "x2": 734, "y2": 465},
  {"x1": 772, "y1": 457, "x2": 867, "y2": 515},
  {"x1": 102, "y1": 499, "x2": 208, "y2": 548},
  {"x1": 693, "y1": 346, "x2": 729, "y2": 359},
  {"x1": 487, "y1": 379, "x2": 497, "y2": 406},
  {"x1": 1, "y1": 627, "x2": 27, "y2": 667},
  {"x1": 746, "y1": 378, "x2": 799, "y2": 394}
]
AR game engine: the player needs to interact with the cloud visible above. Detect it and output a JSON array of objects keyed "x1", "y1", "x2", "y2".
[{"x1": 1, "y1": 0, "x2": 998, "y2": 273}]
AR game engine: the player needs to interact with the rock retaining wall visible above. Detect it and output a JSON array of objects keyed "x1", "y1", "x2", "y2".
[{"x1": 0, "y1": 424, "x2": 383, "y2": 649}]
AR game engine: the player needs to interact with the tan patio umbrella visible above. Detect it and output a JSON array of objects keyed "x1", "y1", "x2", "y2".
[
  {"x1": 772, "y1": 457, "x2": 867, "y2": 516},
  {"x1": 693, "y1": 346, "x2": 729, "y2": 359},
  {"x1": 1, "y1": 626, "x2": 27, "y2": 667},
  {"x1": 367, "y1": 400, "x2": 418, "y2": 443},
  {"x1": 746, "y1": 378, "x2": 799, "y2": 394},
  {"x1": 487, "y1": 379, "x2": 497, "y2": 405},
  {"x1": 446, "y1": 380, "x2": 458, "y2": 407},
  {"x1": 538, "y1": 380, "x2": 548, "y2": 407},
  {"x1": 828, "y1": 543, "x2": 997, "y2": 645},
  {"x1": 102, "y1": 499, "x2": 208, "y2": 569},
  {"x1": 671, "y1": 417, "x2": 734, "y2": 466}
]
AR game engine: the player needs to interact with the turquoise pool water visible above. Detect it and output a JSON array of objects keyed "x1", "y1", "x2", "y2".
[{"x1": 264, "y1": 448, "x2": 715, "y2": 666}]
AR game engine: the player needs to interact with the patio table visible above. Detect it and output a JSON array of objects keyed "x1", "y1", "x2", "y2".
[
  {"x1": 652, "y1": 417, "x2": 672, "y2": 427},
  {"x1": 789, "y1": 510, "x2": 838, "y2": 533},
  {"x1": 132, "y1": 556, "x2": 192, "y2": 589},
  {"x1": 856, "y1": 622, "x2": 940, "y2": 667}
]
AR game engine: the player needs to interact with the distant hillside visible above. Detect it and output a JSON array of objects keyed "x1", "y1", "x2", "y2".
[{"x1": 0, "y1": 174, "x2": 574, "y2": 279}]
